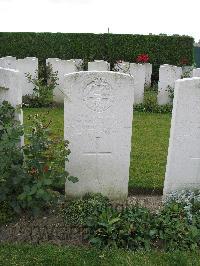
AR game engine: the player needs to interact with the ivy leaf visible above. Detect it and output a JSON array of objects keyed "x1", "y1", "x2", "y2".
[{"x1": 68, "y1": 176, "x2": 79, "y2": 183}]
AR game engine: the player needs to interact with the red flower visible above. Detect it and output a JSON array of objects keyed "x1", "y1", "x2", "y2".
[
  {"x1": 43, "y1": 165, "x2": 49, "y2": 173},
  {"x1": 180, "y1": 58, "x2": 189, "y2": 66},
  {"x1": 136, "y1": 54, "x2": 149, "y2": 63},
  {"x1": 29, "y1": 167, "x2": 38, "y2": 175}
]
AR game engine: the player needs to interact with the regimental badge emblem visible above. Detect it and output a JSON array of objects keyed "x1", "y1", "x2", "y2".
[{"x1": 83, "y1": 77, "x2": 114, "y2": 112}]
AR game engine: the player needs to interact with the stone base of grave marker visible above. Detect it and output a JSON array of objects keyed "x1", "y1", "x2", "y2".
[{"x1": 64, "y1": 71, "x2": 134, "y2": 201}]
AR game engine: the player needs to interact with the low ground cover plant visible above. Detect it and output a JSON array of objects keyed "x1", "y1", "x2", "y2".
[
  {"x1": 82, "y1": 190, "x2": 200, "y2": 251},
  {"x1": 134, "y1": 88, "x2": 172, "y2": 114}
]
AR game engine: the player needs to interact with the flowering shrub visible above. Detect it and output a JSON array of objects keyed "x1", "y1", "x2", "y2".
[
  {"x1": 0, "y1": 103, "x2": 78, "y2": 215},
  {"x1": 136, "y1": 54, "x2": 150, "y2": 63},
  {"x1": 180, "y1": 58, "x2": 189, "y2": 66}
]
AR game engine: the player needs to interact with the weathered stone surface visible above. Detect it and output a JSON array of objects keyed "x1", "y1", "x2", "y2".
[
  {"x1": 64, "y1": 71, "x2": 134, "y2": 200},
  {"x1": 88, "y1": 60, "x2": 110, "y2": 71},
  {"x1": 144, "y1": 63, "x2": 152, "y2": 88},
  {"x1": 46, "y1": 58, "x2": 82, "y2": 103},
  {"x1": 0, "y1": 67, "x2": 22, "y2": 107},
  {"x1": 157, "y1": 64, "x2": 182, "y2": 105},
  {"x1": 0, "y1": 67, "x2": 23, "y2": 145},
  {"x1": 129, "y1": 63, "x2": 145, "y2": 104},
  {"x1": 17, "y1": 57, "x2": 38, "y2": 96},
  {"x1": 114, "y1": 62, "x2": 145, "y2": 104},
  {"x1": 193, "y1": 68, "x2": 200, "y2": 77},
  {"x1": 163, "y1": 78, "x2": 200, "y2": 196},
  {"x1": 0, "y1": 56, "x2": 17, "y2": 69}
]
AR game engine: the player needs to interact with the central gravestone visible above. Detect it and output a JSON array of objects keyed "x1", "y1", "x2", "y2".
[{"x1": 64, "y1": 71, "x2": 134, "y2": 200}]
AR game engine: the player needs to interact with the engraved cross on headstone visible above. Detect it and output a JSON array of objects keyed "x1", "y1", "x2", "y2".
[{"x1": 83, "y1": 136, "x2": 112, "y2": 188}]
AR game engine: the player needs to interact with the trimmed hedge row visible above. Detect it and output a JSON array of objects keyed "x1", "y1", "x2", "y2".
[{"x1": 0, "y1": 32, "x2": 194, "y2": 80}]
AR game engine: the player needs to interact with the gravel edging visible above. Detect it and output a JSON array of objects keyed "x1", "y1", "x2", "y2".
[{"x1": 0, "y1": 195, "x2": 163, "y2": 245}]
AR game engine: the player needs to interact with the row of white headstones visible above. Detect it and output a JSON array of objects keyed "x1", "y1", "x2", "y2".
[
  {"x1": 1, "y1": 56, "x2": 200, "y2": 200},
  {"x1": 2, "y1": 56, "x2": 200, "y2": 106}
]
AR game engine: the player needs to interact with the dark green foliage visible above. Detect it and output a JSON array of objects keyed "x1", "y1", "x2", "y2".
[
  {"x1": 85, "y1": 195, "x2": 200, "y2": 251},
  {"x1": 0, "y1": 103, "x2": 77, "y2": 215},
  {"x1": 86, "y1": 205, "x2": 155, "y2": 250},
  {"x1": 62, "y1": 193, "x2": 110, "y2": 225},
  {"x1": 155, "y1": 202, "x2": 200, "y2": 251},
  {"x1": 134, "y1": 90, "x2": 173, "y2": 113},
  {"x1": 194, "y1": 46, "x2": 200, "y2": 67},
  {"x1": 0, "y1": 201, "x2": 15, "y2": 225},
  {"x1": 23, "y1": 63, "x2": 58, "y2": 107},
  {"x1": 0, "y1": 101, "x2": 24, "y2": 211},
  {"x1": 0, "y1": 32, "x2": 194, "y2": 81}
]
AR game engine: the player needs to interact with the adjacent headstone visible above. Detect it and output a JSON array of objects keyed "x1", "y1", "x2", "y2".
[
  {"x1": 0, "y1": 67, "x2": 22, "y2": 107},
  {"x1": 157, "y1": 64, "x2": 182, "y2": 105},
  {"x1": 46, "y1": 58, "x2": 82, "y2": 103},
  {"x1": 193, "y1": 68, "x2": 200, "y2": 77},
  {"x1": 144, "y1": 63, "x2": 152, "y2": 88},
  {"x1": 0, "y1": 67, "x2": 23, "y2": 139},
  {"x1": 182, "y1": 66, "x2": 193, "y2": 78},
  {"x1": 17, "y1": 57, "x2": 38, "y2": 96},
  {"x1": 114, "y1": 62, "x2": 145, "y2": 104},
  {"x1": 88, "y1": 60, "x2": 110, "y2": 71},
  {"x1": 0, "y1": 56, "x2": 17, "y2": 69},
  {"x1": 163, "y1": 78, "x2": 200, "y2": 196},
  {"x1": 114, "y1": 61, "x2": 130, "y2": 74},
  {"x1": 64, "y1": 71, "x2": 134, "y2": 200},
  {"x1": 129, "y1": 63, "x2": 145, "y2": 104}
]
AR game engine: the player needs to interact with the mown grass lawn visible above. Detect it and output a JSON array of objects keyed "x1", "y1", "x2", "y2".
[
  {"x1": 23, "y1": 108, "x2": 171, "y2": 192},
  {"x1": 0, "y1": 244, "x2": 200, "y2": 266}
]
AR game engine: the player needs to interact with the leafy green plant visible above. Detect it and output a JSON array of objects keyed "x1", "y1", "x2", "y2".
[
  {"x1": 19, "y1": 112, "x2": 77, "y2": 214},
  {"x1": 62, "y1": 193, "x2": 110, "y2": 225},
  {"x1": 0, "y1": 101, "x2": 24, "y2": 212},
  {"x1": 155, "y1": 201, "x2": 200, "y2": 251},
  {"x1": 167, "y1": 85, "x2": 174, "y2": 102},
  {"x1": 86, "y1": 205, "x2": 155, "y2": 250},
  {"x1": 0, "y1": 201, "x2": 15, "y2": 225},
  {"x1": 24, "y1": 63, "x2": 58, "y2": 107},
  {"x1": 0, "y1": 103, "x2": 77, "y2": 215},
  {"x1": 134, "y1": 90, "x2": 172, "y2": 113},
  {"x1": 0, "y1": 32, "x2": 194, "y2": 82}
]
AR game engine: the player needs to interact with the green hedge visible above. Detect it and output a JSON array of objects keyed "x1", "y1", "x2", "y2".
[{"x1": 0, "y1": 32, "x2": 194, "y2": 80}]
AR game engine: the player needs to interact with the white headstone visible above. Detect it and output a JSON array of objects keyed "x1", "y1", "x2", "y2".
[
  {"x1": 163, "y1": 78, "x2": 200, "y2": 196},
  {"x1": 64, "y1": 71, "x2": 134, "y2": 200},
  {"x1": 0, "y1": 67, "x2": 23, "y2": 128},
  {"x1": 0, "y1": 56, "x2": 17, "y2": 69},
  {"x1": 46, "y1": 58, "x2": 82, "y2": 103},
  {"x1": 17, "y1": 57, "x2": 38, "y2": 96},
  {"x1": 144, "y1": 63, "x2": 152, "y2": 88},
  {"x1": 88, "y1": 60, "x2": 110, "y2": 71},
  {"x1": 193, "y1": 68, "x2": 200, "y2": 77},
  {"x1": 114, "y1": 61, "x2": 130, "y2": 73},
  {"x1": 114, "y1": 62, "x2": 145, "y2": 104},
  {"x1": 129, "y1": 63, "x2": 145, "y2": 104},
  {"x1": 157, "y1": 64, "x2": 182, "y2": 105}
]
